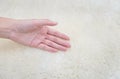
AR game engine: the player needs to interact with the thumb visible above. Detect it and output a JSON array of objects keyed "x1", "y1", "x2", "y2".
[{"x1": 33, "y1": 19, "x2": 58, "y2": 26}]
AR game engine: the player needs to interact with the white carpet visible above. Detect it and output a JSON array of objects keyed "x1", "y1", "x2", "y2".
[{"x1": 0, "y1": 0, "x2": 120, "y2": 79}]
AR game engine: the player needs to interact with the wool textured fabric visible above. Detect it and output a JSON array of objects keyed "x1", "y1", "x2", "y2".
[{"x1": 0, "y1": 0, "x2": 120, "y2": 79}]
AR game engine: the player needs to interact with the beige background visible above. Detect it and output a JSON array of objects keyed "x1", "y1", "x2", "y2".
[{"x1": 0, "y1": 0, "x2": 120, "y2": 79}]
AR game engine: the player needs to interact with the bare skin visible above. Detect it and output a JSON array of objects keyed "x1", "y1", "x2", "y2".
[{"x1": 0, "y1": 17, "x2": 71, "y2": 52}]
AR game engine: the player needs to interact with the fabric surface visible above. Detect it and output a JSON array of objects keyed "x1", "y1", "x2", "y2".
[{"x1": 0, "y1": 0, "x2": 120, "y2": 79}]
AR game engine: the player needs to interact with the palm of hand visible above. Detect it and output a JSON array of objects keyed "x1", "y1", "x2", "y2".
[{"x1": 10, "y1": 19, "x2": 70, "y2": 52}]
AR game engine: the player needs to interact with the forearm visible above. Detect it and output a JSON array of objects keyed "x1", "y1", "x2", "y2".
[
  {"x1": 0, "y1": 17, "x2": 14, "y2": 39},
  {"x1": 0, "y1": 28, "x2": 12, "y2": 39}
]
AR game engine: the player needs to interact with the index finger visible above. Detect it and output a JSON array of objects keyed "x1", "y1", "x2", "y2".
[{"x1": 47, "y1": 28, "x2": 70, "y2": 40}]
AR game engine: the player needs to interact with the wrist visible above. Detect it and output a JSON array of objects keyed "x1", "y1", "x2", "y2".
[
  {"x1": 0, "y1": 28, "x2": 12, "y2": 39},
  {"x1": 0, "y1": 17, "x2": 16, "y2": 39}
]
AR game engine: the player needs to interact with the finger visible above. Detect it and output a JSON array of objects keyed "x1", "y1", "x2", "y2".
[
  {"x1": 43, "y1": 39, "x2": 67, "y2": 51},
  {"x1": 30, "y1": 35, "x2": 45, "y2": 47},
  {"x1": 33, "y1": 19, "x2": 58, "y2": 26},
  {"x1": 48, "y1": 28, "x2": 70, "y2": 40},
  {"x1": 46, "y1": 35, "x2": 71, "y2": 48},
  {"x1": 38, "y1": 43, "x2": 58, "y2": 52}
]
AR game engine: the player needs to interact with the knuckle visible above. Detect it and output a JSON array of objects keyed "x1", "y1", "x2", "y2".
[
  {"x1": 53, "y1": 37, "x2": 58, "y2": 41},
  {"x1": 48, "y1": 41, "x2": 53, "y2": 45},
  {"x1": 53, "y1": 31, "x2": 58, "y2": 35},
  {"x1": 46, "y1": 35, "x2": 50, "y2": 39},
  {"x1": 40, "y1": 44, "x2": 45, "y2": 49}
]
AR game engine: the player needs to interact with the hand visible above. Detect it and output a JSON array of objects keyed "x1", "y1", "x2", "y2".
[{"x1": 9, "y1": 19, "x2": 71, "y2": 52}]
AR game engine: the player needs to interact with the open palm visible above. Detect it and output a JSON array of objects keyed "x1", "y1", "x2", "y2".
[{"x1": 10, "y1": 19, "x2": 70, "y2": 52}]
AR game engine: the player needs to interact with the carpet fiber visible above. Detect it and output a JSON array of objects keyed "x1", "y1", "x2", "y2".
[{"x1": 0, "y1": 0, "x2": 120, "y2": 79}]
